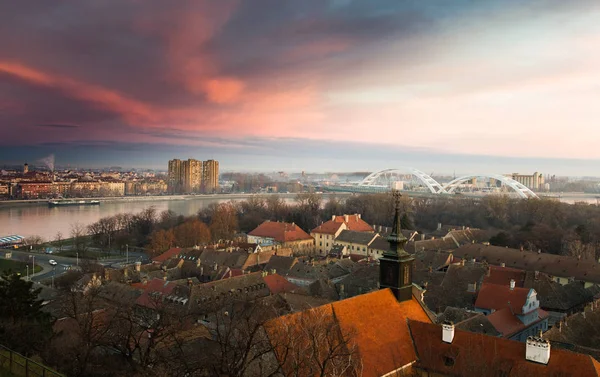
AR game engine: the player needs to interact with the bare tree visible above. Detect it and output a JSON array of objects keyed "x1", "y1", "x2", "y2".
[
  {"x1": 55, "y1": 231, "x2": 64, "y2": 252},
  {"x1": 71, "y1": 222, "x2": 89, "y2": 255},
  {"x1": 24, "y1": 234, "x2": 44, "y2": 251},
  {"x1": 265, "y1": 305, "x2": 362, "y2": 377}
]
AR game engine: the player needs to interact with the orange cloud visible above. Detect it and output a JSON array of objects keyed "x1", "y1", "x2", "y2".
[
  {"x1": 0, "y1": 61, "x2": 157, "y2": 124},
  {"x1": 203, "y1": 77, "x2": 245, "y2": 104}
]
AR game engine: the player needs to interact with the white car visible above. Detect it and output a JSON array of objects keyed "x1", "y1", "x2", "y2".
[{"x1": 48, "y1": 259, "x2": 57, "y2": 266}]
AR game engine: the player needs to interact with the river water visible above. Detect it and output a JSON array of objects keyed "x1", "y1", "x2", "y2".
[
  {"x1": 0, "y1": 196, "x2": 288, "y2": 240},
  {"x1": 0, "y1": 192, "x2": 597, "y2": 240}
]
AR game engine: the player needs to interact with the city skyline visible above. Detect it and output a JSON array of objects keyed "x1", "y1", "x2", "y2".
[{"x1": 2, "y1": 1, "x2": 600, "y2": 175}]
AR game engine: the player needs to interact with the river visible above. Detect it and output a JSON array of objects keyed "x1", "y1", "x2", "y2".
[{"x1": 0, "y1": 194, "x2": 309, "y2": 240}]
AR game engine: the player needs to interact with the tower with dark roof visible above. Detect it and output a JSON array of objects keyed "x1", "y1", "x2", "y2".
[{"x1": 379, "y1": 191, "x2": 415, "y2": 302}]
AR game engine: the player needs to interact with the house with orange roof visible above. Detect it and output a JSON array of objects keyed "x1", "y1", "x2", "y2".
[
  {"x1": 311, "y1": 214, "x2": 373, "y2": 255},
  {"x1": 265, "y1": 288, "x2": 433, "y2": 377},
  {"x1": 151, "y1": 247, "x2": 182, "y2": 264},
  {"x1": 247, "y1": 221, "x2": 314, "y2": 254},
  {"x1": 475, "y1": 280, "x2": 549, "y2": 341}
]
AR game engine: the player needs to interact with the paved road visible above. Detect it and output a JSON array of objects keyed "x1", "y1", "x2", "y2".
[{"x1": 2, "y1": 249, "x2": 140, "y2": 282}]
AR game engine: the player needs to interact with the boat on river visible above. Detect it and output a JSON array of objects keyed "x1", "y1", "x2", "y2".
[{"x1": 48, "y1": 199, "x2": 100, "y2": 207}]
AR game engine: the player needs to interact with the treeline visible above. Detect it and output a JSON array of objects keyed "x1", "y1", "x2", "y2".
[{"x1": 84, "y1": 193, "x2": 600, "y2": 259}]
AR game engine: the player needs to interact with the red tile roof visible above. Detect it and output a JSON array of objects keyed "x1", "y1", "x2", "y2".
[
  {"x1": 487, "y1": 307, "x2": 549, "y2": 338},
  {"x1": 409, "y1": 320, "x2": 600, "y2": 377},
  {"x1": 152, "y1": 247, "x2": 182, "y2": 263},
  {"x1": 311, "y1": 214, "x2": 374, "y2": 234},
  {"x1": 475, "y1": 283, "x2": 532, "y2": 315},
  {"x1": 483, "y1": 265, "x2": 526, "y2": 287},
  {"x1": 135, "y1": 278, "x2": 177, "y2": 308},
  {"x1": 263, "y1": 274, "x2": 302, "y2": 295},
  {"x1": 266, "y1": 289, "x2": 432, "y2": 377},
  {"x1": 248, "y1": 221, "x2": 313, "y2": 243}
]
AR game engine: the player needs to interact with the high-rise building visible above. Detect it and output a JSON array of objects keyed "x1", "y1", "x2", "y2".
[
  {"x1": 167, "y1": 159, "x2": 183, "y2": 193},
  {"x1": 168, "y1": 158, "x2": 218, "y2": 194},
  {"x1": 183, "y1": 159, "x2": 202, "y2": 193},
  {"x1": 203, "y1": 160, "x2": 219, "y2": 193}
]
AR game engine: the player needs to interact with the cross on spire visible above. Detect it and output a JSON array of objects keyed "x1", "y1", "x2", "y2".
[{"x1": 385, "y1": 190, "x2": 409, "y2": 257}]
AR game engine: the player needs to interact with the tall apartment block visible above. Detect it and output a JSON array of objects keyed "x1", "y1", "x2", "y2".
[
  {"x1": 168, "y1": 158, "x2": 219, "y2": 194},
  {"x1": 183, "y1": 159, "x2": 202, "y2": 193},
  {"x1": 203, "y1": 160, "x2": 219, "y2": 193},
  {"x1": 167, "y1": 159, "x2": 183, "y2": 193}
]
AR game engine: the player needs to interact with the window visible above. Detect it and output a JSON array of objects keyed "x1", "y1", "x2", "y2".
[
  {"x1": 443, "y1": 356, "x2": 455, "y2": 367},
  {"x1": 326, "y1": 243, "x2": 329, "y2": 247},
  {"x1": 320, "y1": 242, "x2": 322, "y2": 246}
]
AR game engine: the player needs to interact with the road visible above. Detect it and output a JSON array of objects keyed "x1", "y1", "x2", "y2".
[{"x1": 2, "y1": 249, "x2": 142, "y2": 283}]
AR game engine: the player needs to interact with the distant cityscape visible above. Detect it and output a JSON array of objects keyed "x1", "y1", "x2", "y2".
[{"x1": 3, "y1": 156, "x2": 600, "y2": 201}]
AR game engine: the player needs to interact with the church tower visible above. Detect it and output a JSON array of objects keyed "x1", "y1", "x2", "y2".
[{"x1": 379, "y1": 191, "x2": 415, "y2": 302}]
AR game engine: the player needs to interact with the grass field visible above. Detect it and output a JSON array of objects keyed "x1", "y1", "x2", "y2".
[{"x1": 0, "y1": 259, "x2": 42, "y2": 276}]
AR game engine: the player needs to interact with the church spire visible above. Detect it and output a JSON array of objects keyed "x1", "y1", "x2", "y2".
[
  {"x1": 379, "y1": 190, "x2": 415, "y2": 302},
  {"x1": 385, "y1": 190, "x2": 409, "y2": 257}
]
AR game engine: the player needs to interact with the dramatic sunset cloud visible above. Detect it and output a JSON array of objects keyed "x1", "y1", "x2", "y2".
[{"x1": 1, "y1": 0, "x2": 600, "y2": 173}]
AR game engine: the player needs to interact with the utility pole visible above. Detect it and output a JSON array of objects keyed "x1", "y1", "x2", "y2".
[
  {"x1": 26, "y1": 265, "x2": 29, "y2": 281},
  {"x1": 126, "y1": 244, "x2": 129, "y2": 265}
]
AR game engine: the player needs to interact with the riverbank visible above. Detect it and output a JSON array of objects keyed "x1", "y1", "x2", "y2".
[{"x1": 0, "y1": 192, "x2": 350, "y2": 209}]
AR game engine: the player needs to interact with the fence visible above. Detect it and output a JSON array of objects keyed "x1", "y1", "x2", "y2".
[{"x1": 0, "y1": 345, "x2": 63, "y2": 377}]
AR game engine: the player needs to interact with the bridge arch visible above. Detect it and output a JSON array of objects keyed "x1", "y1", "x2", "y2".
[
  {"x1": 359, "y1": 168, "x2": 447, "y2": 194},
  {"x1": 442, "y1": 174, "x2": 539, "y2": 199}
]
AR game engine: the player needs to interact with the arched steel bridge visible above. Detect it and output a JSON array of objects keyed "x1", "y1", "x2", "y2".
[{"x1": 354, "y1": 168, "x2": 539, "y2": 199}]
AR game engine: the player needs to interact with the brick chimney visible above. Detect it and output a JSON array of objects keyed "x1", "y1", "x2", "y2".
[
  {"x1": 442, "y1": 321, "x2": 455, "y2": 343},
  {"x1": 526, "y1": 336, "x2": 551, "y2": 365},
  {"x1": 344, "y1": 214, "x2": 349, "y2": 222}
]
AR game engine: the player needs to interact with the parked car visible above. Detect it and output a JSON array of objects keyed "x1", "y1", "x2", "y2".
[{"x1": 48, "y1": 259, "x2": 57, "y2": 266}]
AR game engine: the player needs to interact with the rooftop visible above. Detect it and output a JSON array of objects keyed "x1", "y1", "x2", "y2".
[
  {"x1": 248, "y1": 221, "x2": 313, "y2": 243},
  {"x1": 409, "y1": 320, "x2": 600, "y2": 376}
]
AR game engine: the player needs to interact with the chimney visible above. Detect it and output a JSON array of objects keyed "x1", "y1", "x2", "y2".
[
  {"x1": 525, "y1": 336, "x2": 551, "y2": 365},
  {"x1": 442, "y1": 321, "x2": 455, "y2": 343},
  {"x1": 344, "y1": 214, "x2": 349, "y2": 222},
  {"x1": 357, "y1": 214, "x2": 361, "y2": 219},
  {"x1": 104, "y1": 269, "x2": 110, "y2": 281},
  {"x1": 534, "y1": 270, "x2": 539, "y2": 280},
  {"x1": 332, "y1": 215, "x2": 336, "y2": 221},
  {"x1": 437, "y1": 223, "x2": 442, "y2": 231},
  {"x1": 500, "y1": 262, "x2": 506, "y2": 268},
  {"x1": 196, "y1": 259, "x2": 201, "y2": 267},
  {"x1": 135, "y1": 261, "x2": 141, "y2": 272},
  {"x1": 486, "y1": 266, "x2": 491, "y2": 277},
  {"x1": 510, "y1": 279, "x2": 515, "y2": 290},
  {"x1": 462, "y1": 225, "x2": 465, "y2": 230},
  {"x1": 187, "y1": 278, "x2": 193, "y2": 289},
  {"x1": 163, "y1": 274, "x2": 167, "y2": 281},
  {"x1": 421, "y1": 234, "x2": 425, "y2": 241}
]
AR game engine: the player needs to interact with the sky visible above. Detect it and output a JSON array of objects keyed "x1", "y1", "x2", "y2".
[{"x1": 1, "y1": 0, "x2": 600, "y2": 175}]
